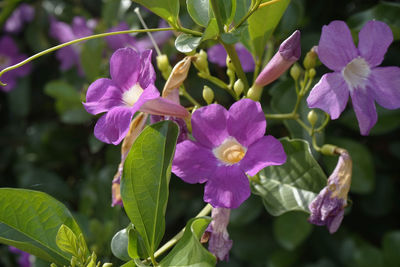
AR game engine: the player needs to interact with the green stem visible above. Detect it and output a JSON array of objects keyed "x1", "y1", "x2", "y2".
[
  {"x1": 153, "y1": 204, "x2": 213, "y2": 259},
  {"x1": 0, "y1": 27, "x2": 174, "y2": 86},
  {"x1": 197, "y1": 72, "x2": 238, "y2": 100},
  {"x1": 222, "y1": 43, "x2": 249, "y2": 93},
  {"x1": 209, "y1": 0, "x2": 224, "y2": 34},
  {"x1": 315, "y1": 113, "x2": 330, "y2": 132},
  {"x1": 180, "y1": 85, "x2": 202, "y2": 107},
  {"x1": 176, "y1": 26, "x2": 203, "y2": 37},
  {"x1": 265, "y1": 113, "x2": 297, "y2": 120}
]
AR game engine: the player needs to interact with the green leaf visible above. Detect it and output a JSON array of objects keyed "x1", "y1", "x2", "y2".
[
  {"x1": 323, "y1": 137, "x2": 375, "y2": 194},
  {"x1": 127, "y1": 227, "x2": 148, "y2": 260},
  {"x1": 383, "y1": 231, "x2": 400, "y2": 267},
  {"x1": 0, "y1": 188, "x2": 84, "y2": 265},
  {"x1": 55, "y1": 225, "x2": 79, "y2": 257},
  {"x1": 221, "y1": 25, "x2": 247, "y2": 44},
  {"x1": 132, "y1": 0, "x2": 179, "y2": 27},
  {"x1": 202, "y1": 18, "x2": 219, "y2": 41},
  {"x1": 80, "y1": 39, "x2": 106, "y2": 81},
  {"x1": 187, "y1": 0, "x2": 211, "y2": 27},
  {"x1": 347, "y1": 2, "x2": 400, "y2": 40},
  {"x1": 251, "y1": 138, "x2": 327, "y2": 216},
  {"x1": 159, "y1": 217, "x2": 216, "y2": 267},
  {"x1": 217, "y1": 0, "x2": 236, "y2": 26},
  {"x1": 121, "y1": 121, "x2": 179, "y2": 256},
  {"x1": 111, "y1": 228, "x2": 131, "y2": 261},
  {"x1": 248, "y1": 0, "x2": 291, "y2": 58},
  {"x1": 273, "y1": 212, "x2": 312, "y2": 250},
  {"x1": 175, "y1": 34, "x2": 202, "y2": 53}
]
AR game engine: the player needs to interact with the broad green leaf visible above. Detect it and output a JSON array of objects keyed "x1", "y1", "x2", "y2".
[
  {"x1": 80, "y1": 39, "x2": 106, "y2": 81},
  {"x1": 273, "y1": 212, "x2": 312, "y2": 250},
  {"x1": 217, "y1": 0, "x2": 236, "y2": 26},
  {"x1": 248, "y1": 0, "x2": 291, "y2": 58},
  {"x1": 202, "y1": 19, "x2": 219, "y2": 41},
  {"x1": 251, "y1": 138, "x2": 327, "y2": 216},
  {"x1": 111, "y1": 228, "x2": 130, "y2": 261},
  {"x1": 187, "y1": 0, "x2": 211, "y2": 27},
  {"x1": 175, "y1": 34, "x2": 202, "y2": 53},
  {"x1": 132, "y1": 0, "x2": 179, "y2": 27},
  {"x1": 55, "y1": 225, "x2": 79, "y2": 257},
  {"x1": 347, "y1": 2, "x2": 400, "y2": 40},
  {"x1": 121, "y1": 121, "x2": 179, "y2": 256},
  {"x1": 221, "y1": 25, "x2": 247, "y2": 44},
  {"x1": 0, "y1": 188, "x2": 84, "y2": 265},
  {"x1": 383, "y1": 231, "x2": 400, "y2": 267},
  {"x1": 323, "y1": 137, "x2": 375, "y2": 194},
  {"x1": 159, "y1": 217, "x2": 216, "y2": 267}
]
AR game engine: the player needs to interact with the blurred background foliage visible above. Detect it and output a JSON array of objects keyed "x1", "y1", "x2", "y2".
[{"x1": 0, "y1": 0, "x2": 400, "y2": 266}]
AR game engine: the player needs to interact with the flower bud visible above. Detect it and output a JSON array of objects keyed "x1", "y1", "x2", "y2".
[
  {"x1": 308, "y1": 68, "x2": 316, "y2": 78},
  {"x1": 156, "y1": 54, "x2": 172, "y2": 79},
  {"x1": 194, "y1": 49, "x2": 209, "y2": 73},
  {"x1": 102, "y1": 263, "x2": 113, "y2": 267},
  {"x1": 247, "y1": 84, "x2": 263, "y2": 101},
  {"x1": 307, "y1": 110, "x2": 318, "y2": 127},
  {"x1": 303, "y1": 47, "x2": 318, "y2": 69},
  {"x1": 203, "y1": 85, "x2": 215, "y2": 104},
  {"x1": 255, "y1": 30, "x2": 301, "y2": 87},
  {"x1": 320, "y1": 144, "x2": 338, "y2": 156},
  {"x1": 233, "y1": 79, "x2": 244, "y2": 96},
  {"x1": 290, "y1": 63, "x2": 302, "y2": 81}
]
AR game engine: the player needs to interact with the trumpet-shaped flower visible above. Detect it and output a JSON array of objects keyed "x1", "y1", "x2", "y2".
[
  {"x1": 307, "y1": 20, "x2": 400, "y2": 135},
  {"x1": 308, "y1": 148, "x2": 352, "y2": 233},
  {"x1": 172, "y1": 99, "x2": 286, "y2": 209},
  {"x1": 83, "y1": 47, "x2": 188, "y2": 145}
]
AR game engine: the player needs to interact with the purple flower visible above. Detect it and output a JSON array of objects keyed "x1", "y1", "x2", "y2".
[
  {"x1": 83, "y1": 47, "x2": 189, "y2": 145},
  {"x1": 308, "y1": 148, "x2": 352, "y2": 234},
  {"x1": 4, "y1": 4, "x2": 34, "y2": 34},
  {"x1": 106, "y1": 22, "x2": 136, "y2": 51},
  {"x1": 205, "y1": 208, "x2": 233, "y2": 261},
  {"x1": 254, "y1": 30, "x2": 301, "y2": 87},
  {"x1": 135, "y1": 20, "x2": 173, "y2": 52},
  {"x1": 208, "y1": 43, "x2": 255, "y2": 72},
  {"x1": 307, "y1": 20, "x2": 400, "y2": 135},
  {"x1": 50, "y1": 16, "x2": 96, "y2": 74},
  {"x1": 0, "y1": 36, "x2": 31, "y2": 92},
  {"x1": 9, "y1": 247, "x2": 31, "y2": 267},
  {"x1": 172, "y1": 99, "x2": 286, "y2": 208}
]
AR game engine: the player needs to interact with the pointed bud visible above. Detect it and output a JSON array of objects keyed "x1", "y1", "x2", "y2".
[
  {"x1": 247, "y1": 84, "x2": 263, "y2": 101},
  {"x1": 307, "y1": 110, "x2": 318, "y2": 127},
  {"x1": 233, "y1": 79, "x2": 244, "y2": 96},
  {"x1": 303, "y1": 47, "x2": 318, "y2": 69},
  {"x1": 255, "y1": 30, "x2": 301, "y2": 87},
  {"x1": 308, "y1": 68, "x2": 316, "y2": 78},
  {"x1": 290, "y1": 63, "x2": 302, "y2": 81},
  {"x1": 203, "y1": 86, "x2": 215, "y2": 104},
  {"x1": 193, "y1": 49, "x2": 209, "y2": 74}
]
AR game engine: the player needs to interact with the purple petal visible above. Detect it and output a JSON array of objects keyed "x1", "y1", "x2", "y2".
[
  {"x1": 50, "y1": 18, "x2": 76, "y2": 43},
  {"x1": 94, "y1": 107, "x2": 135, "y2": 145},
  {"x1": 235, "y1": 43, "x2": 255, "y2": 72},
  {"x1": 208, "y1": 44, "x2": 227, "y2": 67},
  {"x1": 55, "y1": 46, "x2": 79, "y2": 71},
  {"x1": 0, "y1": 36, "x2": 18, "y2": 56},
  {"x1": 227, "y1": 99, "x2": 266, "y2": 147},
  {"x1": 172, "y1": 140, "x2": 217, "y2": 184},
  {"x1": 72, "y1": 16, "x2": 93, "y2": 38},
  {"x1": 327, "y1": 208, "x2": 344, "y2": 234},
  {"x1": 318, "y1": 21, "x2": 358, "y2": 71},
  {"x1": 278, "y1": 30, "x2": 301, "y2": 62},
  {"x1": 106, "y1": 22, "x2": 136, "y2": 51},
  {"x1": 207, "y1": 208, "x2": 233, "y2": 261},
  {"x1": 307, "y1": 72, "x2": 349, "y2": 119},
  {"x1": 350, "y1": 88, "x2": 377, "y2": 135},
  {"x1": 138, "y1": 50, "x2": 156, "y2": 88},
  {"x1": 110, "y1": 48, "x2": 141, "y2": 91},
  {"x1": 83, "y1": 78, "x2": 123, "y2": 114},
  {"x1": 4, "y1": 4, "x2": 34, "y2": 34},
  {"x1": 240, "y1": 135, "x2": 286, "y2": 176},
  {"x1": 358, "y1": 20, "x2": 393, "y2": 67},
  {"x1": 204, "y1": 165, "x2": 250, "y2": 209},
  {"x1": 192, "y1": 104, "x2": 229, "y2": 149},
  {"x1": 369, "y1": 67, "x2": 400, "y2": 109},
  {"x1": 140, "y1": 97, "x2": 189, "y2": 118}
]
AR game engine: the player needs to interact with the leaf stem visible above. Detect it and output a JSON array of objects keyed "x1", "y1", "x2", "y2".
[
  {"x1": 0, "y1": 27, "x2": 174, "y2": 86},
  {"x1": 232, "y1": 0, "x2": 262, "y2": 31},
  {"x1": 197, "y1": 72, "x2": 238, "y2": 100}
]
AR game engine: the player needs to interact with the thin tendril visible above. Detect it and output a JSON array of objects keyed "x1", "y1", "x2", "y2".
[{"x1": 134, "y1": 7, "x2": 162, "y2": 57}]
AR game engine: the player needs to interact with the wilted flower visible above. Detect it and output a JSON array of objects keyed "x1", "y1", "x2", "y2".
[
  {"x1": 172, "y1": 99, "x2": 286, "y2": 208},
  {"x1": 307, "y1": 20, "x2": 400, "y2": 135},
  {"x1": 208, "y1": 43, "x2": 255, "y2": 72},
  {"x1": 0, "y1": 36, "x2": 31, "y2": 92},
  {"x1": 3, "y1": 4, "x2": 34, "y2": 34},
  {"x1": 204, "y1": 208, "x2": 233, "y2": 261},
  {"x1": 50, "y1": 16, "x2": 96, "y2": 74},
  {"x1": 308, "y1": 148, "x2": 352, "y2": 233},
  {"x1": 83, "y1": 47, "x2": 188, "y2": 145},
  {"x1": 9, "y1": 246, "x2": 31, "y2": 267}
]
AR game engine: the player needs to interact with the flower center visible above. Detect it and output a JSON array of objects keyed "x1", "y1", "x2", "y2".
[
  {"x1": 213, "y1": 137, "x2": 247, "y2": 165},
  {"x1": 122, "y1": 83, "x2": 143, "y2": 107},
  {"x1": 342, "y1": 57, "x2": 370, "y2": 91}
]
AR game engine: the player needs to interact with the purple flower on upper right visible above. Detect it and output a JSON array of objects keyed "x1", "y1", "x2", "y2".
[{"x1": 307, "y1": 20, "x2": 400, "y2": 135}]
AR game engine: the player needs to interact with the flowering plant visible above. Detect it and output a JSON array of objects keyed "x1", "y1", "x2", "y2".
[{"x1": 1, "y1": 1, "x2": 400, "y2": 267}]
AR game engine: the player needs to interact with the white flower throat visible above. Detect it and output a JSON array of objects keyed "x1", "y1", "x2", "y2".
[
  {"x1": 122, "y1": 83, "x2": 143, "y2": 106},
  {"x1": 342, "y1": 57, "x2": 371, "y2": 91},
  {"x1": 213, "y1": 137, "x2": 247, "y2": 165}
]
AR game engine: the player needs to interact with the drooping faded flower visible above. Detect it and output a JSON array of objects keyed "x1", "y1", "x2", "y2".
[
  {"x1": 3, "y1": 4, "x2": 34, "y2": 34},
  {"x1": 172, "y1": 99, "x2": 286, "y2": 208},
  {"x1": 308, "y1": 148, "x2": 352, "y2": 233},
  {"x1": 307, "y1": 20, "x2": 400, "y2": 135},
  {"x1": 9, "y1": 246, "x2": 31, "y2": 267},
  {"x1": 83, "y1": 47, "x2": 188, "y2": 145},
  {"x1": 205, "y1": 207, "x2": 233, "y2": 261},
  {"x1": 50, "y1": 16, "x2": 96, "y2": 74},
  {"x1": 208, "y1": 43, "x2": 255, "y2": 72},
  {"x1": 0, "y1": 36, "x2": 31, "y2": 92}
]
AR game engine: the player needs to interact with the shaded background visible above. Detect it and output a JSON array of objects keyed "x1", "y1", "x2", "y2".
[{"x1": 1, "y1": 0, "x2": 400, "y2": 266}]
